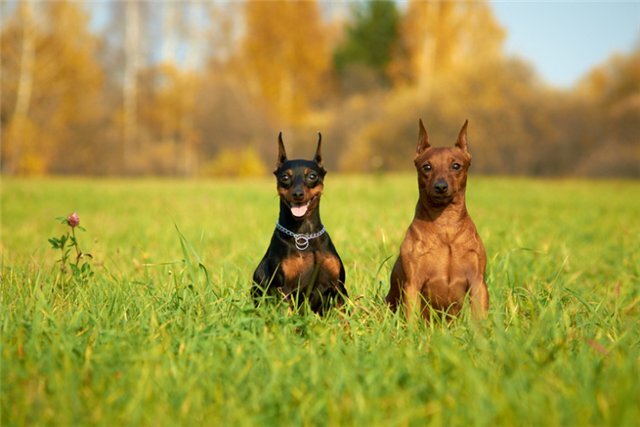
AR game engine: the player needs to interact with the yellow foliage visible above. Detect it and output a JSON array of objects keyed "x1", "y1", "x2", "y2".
[
  {"x1": 0, "y1": 1, "x2": 637, "y2": 177},
  {"x1": 238, "y1": 0, "x2": 331, "y2": 122},
  {"x1": 139, "y1": 64, "x2": 202, "y2": 143},
  {"x1": 200, "y1": 147, "x2": 268, "y2": 178},
  {"x1": 1, "y1": 0, "x2": 104, "y2": 175},
  {"x1": 2, "y1": 115, "x2": 48, "y2": 174},
  {"x1": 389, "y1": 0, "x2": 505, "y2": 89}
]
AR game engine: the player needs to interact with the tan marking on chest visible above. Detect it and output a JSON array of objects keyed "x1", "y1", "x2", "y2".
[
  {"x1": 281, "y1": 254, "x2": 313, "y2": 280},
  {"x1": 280, "y1": 252, "x2": 341, "y2": 282},
  {"x1": 317, "y1": 253, "x2": 342, "y2": 278}
]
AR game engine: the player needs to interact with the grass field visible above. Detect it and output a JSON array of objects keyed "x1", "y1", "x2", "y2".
[{"x1": 2, "y1": 175, "x2": 639, "y2": 426}]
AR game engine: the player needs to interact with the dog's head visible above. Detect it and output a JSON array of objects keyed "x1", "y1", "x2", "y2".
[
  {"x1": 274, "y1": 132, "x2": 326, "y2": 219},
  {"x1": 414, "y1": 119, "x2": 472, "y2": 207}
]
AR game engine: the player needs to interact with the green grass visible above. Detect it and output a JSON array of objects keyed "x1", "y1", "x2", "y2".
[{"x1": 2, "y1": 175, "x2": 639, "y2": 426}]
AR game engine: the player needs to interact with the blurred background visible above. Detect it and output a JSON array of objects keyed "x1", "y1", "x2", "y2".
[{"x1": 1, "y1": 0, "x2": 638, "y2": 178}]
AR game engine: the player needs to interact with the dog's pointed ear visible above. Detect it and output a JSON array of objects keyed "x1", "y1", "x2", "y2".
[
  {"x1": 276, "y1": 132, "x2": 287, "y2": 168},
  {"x1": 314, "y1": 132, "x2": 323, "y2": 166},
  {"x1": 456, "y1": 119, "x2": 469, "y2": 152},
  {"x1": 314, "y1": 132, "x2": 327, "y2": 175},
  {"x1": 416, "y1": 119, "x2": 430, "y2": 155}
]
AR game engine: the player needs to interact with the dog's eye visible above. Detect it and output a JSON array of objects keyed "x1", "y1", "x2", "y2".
[
  {"x1": 307, "y1": 172, "x2": 318, "y2": 181},
  {"x1": 280, "y1": 174, "x2": 290, "y2": 183},
  {"x1": 422, "y1": 163, "x2": 432, "y2": 172},
  {"x1": 452, "y1": 163, "x2": 461, "y2": 171}
]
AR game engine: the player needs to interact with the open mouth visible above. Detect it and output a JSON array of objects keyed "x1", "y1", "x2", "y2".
[
  {"x1": 290, "y1": 201, "x2": 311, "y2": 218},
  {"x1": 287, "y1": 194, "x2": 319, "y2": 218}
]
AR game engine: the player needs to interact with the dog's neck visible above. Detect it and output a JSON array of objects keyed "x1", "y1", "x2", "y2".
[
  {"x1": 415, "y1": 191, "x2": 468, "y2": 227},
  {"x1": 278, "y1": 199, "x2": 323, "y2": 235}
]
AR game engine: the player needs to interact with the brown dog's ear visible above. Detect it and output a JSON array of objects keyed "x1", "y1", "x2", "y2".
[
  {"x1": 313, "y1": 132, "x2": 323, "y2": 166},
  {"x1": 416, "y1": 119, "x2": 430, "y2": 155},
  {"x1": 276, "y1": 132, "x2": 288, "y2": 168},
  {"x1": 455, "y1": 119, "x2": 469, "y2": 152}
]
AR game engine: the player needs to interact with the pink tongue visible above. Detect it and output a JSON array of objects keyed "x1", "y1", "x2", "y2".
[{"x1": 291, "y1": 204, "x2": 308, "y2": 218}]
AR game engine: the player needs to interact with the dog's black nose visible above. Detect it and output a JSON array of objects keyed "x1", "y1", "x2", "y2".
[
  {"x1": 434, "y1": 180, "x2": 448, "y2": 194},
  {"x1": 292, "y1": 189, "x2": 305, "y2": 201}
]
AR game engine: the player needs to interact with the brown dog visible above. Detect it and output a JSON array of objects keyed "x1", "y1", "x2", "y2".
[{"x1": 386, "y1": 119, "x2": 489, "y2": 321}]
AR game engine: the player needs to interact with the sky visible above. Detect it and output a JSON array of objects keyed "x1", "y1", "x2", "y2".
[{"x1": 490, "y1": 1, "x2": 640, "y2": 88}]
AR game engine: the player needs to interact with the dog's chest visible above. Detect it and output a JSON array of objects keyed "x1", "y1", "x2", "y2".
[
  {"x1": 407, "y1": 228, "x2": 477, "y2": 282},
  {"x1": 280, "y1": 251, "x2": 341, "y2": 283}
]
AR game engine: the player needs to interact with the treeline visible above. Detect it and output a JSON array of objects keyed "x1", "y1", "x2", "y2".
[{"x1": 1, "y1": 1, "x2": 638, "y2": 177}]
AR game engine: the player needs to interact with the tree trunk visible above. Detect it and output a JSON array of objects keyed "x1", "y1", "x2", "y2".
[
  {"x1": 8, "y1": 0, "x2": 36, "y2": 174},
  {"x1": 123, "y1": 0, "x2": 140, "y2": 173}
]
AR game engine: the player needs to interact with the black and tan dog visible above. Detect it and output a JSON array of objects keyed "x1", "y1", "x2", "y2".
[
  {"x1": 386, "y1": 119, "x2": 489, "y2": 321},
  {"x1": 252, "y1": 132, "x2": 347, "y2": 314}
]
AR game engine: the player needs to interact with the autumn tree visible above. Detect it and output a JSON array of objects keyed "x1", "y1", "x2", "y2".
[
  {"x1": 1, "y1": 0, "x2": 37, "y2": 174},
  {"x1": 137, "y1": 64, "x2": 202, "y2": 176},
  {"x1": 132, "y1": 3, "x2": 206, "y2": 176},
  {"x1": 1, "y1": 0, "x2": 104, "y2": 175},
  {"x1": 389, "y1": 0, "x2": 504, "y2": 90},
  {"x1": 237, "y1": 0, "x2": 330, "y2": 122},
  {"x1": 576, "y1": 47, "x2": 640, "y2": 176}
]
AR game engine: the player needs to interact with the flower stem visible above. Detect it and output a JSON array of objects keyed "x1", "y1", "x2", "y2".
[{"x1": 71, "y1": 227, "x2": 82, "y2": 267}]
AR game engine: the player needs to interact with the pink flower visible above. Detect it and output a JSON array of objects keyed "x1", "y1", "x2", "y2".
[{"x1": 67, "y1": 212, "x2": 80, "y2": 228}]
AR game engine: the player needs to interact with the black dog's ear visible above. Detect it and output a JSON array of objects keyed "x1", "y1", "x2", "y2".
[
  {"x1": 416, "y1": 119, "x2": 430, "y2": 156},
  {"x1": 314, "y1": 132, "x2": 323, "y2": 166},
  {"x1": 276, "y1": 132, "x2": 288, "y2": 168},
  {"x1": 455, "y1": 119, "x2": 469, "y2": 153}
]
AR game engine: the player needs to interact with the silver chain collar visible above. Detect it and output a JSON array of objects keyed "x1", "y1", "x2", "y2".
[{"x1": 275, "y1": 222, "x2": 326, "y2": 251}]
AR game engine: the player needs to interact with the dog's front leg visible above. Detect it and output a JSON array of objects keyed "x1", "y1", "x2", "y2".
[
  {"x1": 468, "y1": 276, "x2": 489, "y2": 320},
  {"x1": 399, "y1": 250, "x2": 424, "y2": 322},
  {"x1": 402, "y1": 283, "x2": 422, "y2": 323},
  {"x1": 252, "y1": 258, "x2": 269, "y2": 302}
]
